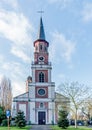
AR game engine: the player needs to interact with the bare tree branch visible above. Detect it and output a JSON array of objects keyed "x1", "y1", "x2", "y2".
[
  {"x1": 0, "y1": 76, "x2": 12, "y2": 110},
  {"x1": 57, "y1": 81, "x2": 92, "y2": 128}
]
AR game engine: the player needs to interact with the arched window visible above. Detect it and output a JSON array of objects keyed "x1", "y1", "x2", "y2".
[
  {"x1": 40, "y1": 102, "x2": 44, "y2": 108},
  {"x1": 44, "y1": 46, "x2": 47, "y2": 52},
  {"x1": 40, "y1": 45, "x2": 42, "y2": 50},
  {"x1": 39, "y1": 72, "x2": 44, "y2": 82}
]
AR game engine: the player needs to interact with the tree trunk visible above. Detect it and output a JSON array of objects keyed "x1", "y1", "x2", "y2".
[{"x1": 75, "y1": 109, "x2": 77, "y2": 128}]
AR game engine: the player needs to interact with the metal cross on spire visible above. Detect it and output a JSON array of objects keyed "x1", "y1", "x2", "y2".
[
  {"x1": 37, "y1": 10, "x2": 45, "y2": 40},
  {"x1": 37, "y1": 10, "x2": 44, "y2": 17}
]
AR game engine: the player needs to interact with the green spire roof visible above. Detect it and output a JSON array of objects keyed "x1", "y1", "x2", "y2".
[{"x1": 38, "y1": 17, "x2": 45, "y2": 40}]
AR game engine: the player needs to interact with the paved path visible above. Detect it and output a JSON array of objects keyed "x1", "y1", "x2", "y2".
[{"x1": 30, "y1": 125, "x2": 52, "y2": 130}]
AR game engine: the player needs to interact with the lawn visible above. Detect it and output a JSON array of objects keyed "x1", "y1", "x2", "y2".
[
  {"x1": 0, "y1": 126, "x2": 31, "y2": 130},
  {"x1": 51, "y1": 126, "x2": 92, "y2": 130}
]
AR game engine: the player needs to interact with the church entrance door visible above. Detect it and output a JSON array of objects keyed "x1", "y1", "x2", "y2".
[{"x1": 38, "y1": 111, "x2": 46, "y2": 125}]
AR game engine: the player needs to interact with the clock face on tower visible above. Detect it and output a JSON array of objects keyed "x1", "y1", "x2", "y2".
[{"x1": 38, "y1": 56, "x2": 45, "y2": 61}]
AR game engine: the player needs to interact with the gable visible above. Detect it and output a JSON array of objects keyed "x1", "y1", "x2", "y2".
[
  {"x1": 55, "y1": 92, "x2": 70, "y2": 103},
  {"x1": 13, "y1": 92, "x2": 28, "y2": 102}
]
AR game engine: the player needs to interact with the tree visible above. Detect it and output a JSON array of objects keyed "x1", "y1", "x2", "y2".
[
  {"x1": 0, "y1": 106, "x2": 6, "y2": 125},
  {"x1": 82, "y1": 98, "x2": 92, "y2": 121},
  {"x1": 58, "y1": 110, "x2": 69, "y2": 129},
  {"x1": 0, "y1": 76, "x2": 12, "y2": 110},
  {"x1": 57, "y1": 81, "x2": 91, "y2": 128},
  {"x1": 15, "y1": 110, "x2": 26, "y2": 128}
]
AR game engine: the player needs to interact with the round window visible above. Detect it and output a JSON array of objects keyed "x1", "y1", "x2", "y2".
[{"x1": 38, "y1": 89, "x2": 46, "y2": 96}]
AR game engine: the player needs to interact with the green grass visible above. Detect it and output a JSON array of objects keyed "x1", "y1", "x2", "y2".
[
  {"x1": 51, "y1": 126, "x2": 92, "y2": 130},
  {"x1": 0, "y1": 126, "x2": 31, "y2": 130}
]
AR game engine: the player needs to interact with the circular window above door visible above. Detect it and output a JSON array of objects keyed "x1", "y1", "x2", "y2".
[{"x1": 38, "y1": 89, "x2": 46, "y2": 96}]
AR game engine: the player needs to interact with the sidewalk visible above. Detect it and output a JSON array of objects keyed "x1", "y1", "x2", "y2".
[{"x1": 30, "y1": 125, "x2": 52, "y2": 130}]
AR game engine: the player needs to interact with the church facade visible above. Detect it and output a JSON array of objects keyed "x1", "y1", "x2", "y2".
[{"x1": 13, "y1": 17, "x2": 69, "y2": 125}]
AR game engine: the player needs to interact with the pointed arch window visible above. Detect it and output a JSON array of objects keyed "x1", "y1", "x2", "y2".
[
  {"x1": 39, "y1": 72, "x2": 44, "y2": 82},
  {"x1": 44, "y1": 46, "x2": 47, "y2": 52},
  {"x1": 40, "y1": 45, "x2": 42, "y2": 50}
]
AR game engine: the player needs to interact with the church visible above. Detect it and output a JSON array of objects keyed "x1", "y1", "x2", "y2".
[{"x1": 13, "y1": 17, "x2": 69, "y2": 125}]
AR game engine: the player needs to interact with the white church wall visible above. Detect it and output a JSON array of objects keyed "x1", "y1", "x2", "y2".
[
  {"x1": 48, "y1": 102, "x2": 55, "y2": 124},
  {"x1": 29, "y1": 86, "x2": 35, "y2": 98},
  {"x1": 19, "y1": 104, "x2": 26, "y2": 116},
  {"x1": 48, "y1": 69, "x2": 51, "y2": 82},
  {"x1": 32, "y1": 69, "x2": 35, "y2": 82},
  {"x1": 48, "y1": 102, "x2": 53, "y2": 124},
  {"x1": 48, "y1": 86, "x2": 55, "y2": 99},
  {"x1": 12, "y1": 102, "x2": 17, "y2": 117},
  {"x1": 48, "y1": 86, "x2": 51, "y2": 98},
  {"x1": 30, "y1": 102, "x2": 35, "y2": 124},
  {"x1": 51, "y1": 86, "x2": 55, "y2": 99}
]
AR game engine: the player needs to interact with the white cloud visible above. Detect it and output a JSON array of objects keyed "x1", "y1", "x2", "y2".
[
  {"x1": 0, "y1": 9, "x2": 33, "y2": 44},
  {"x1": 82, "y1": 2, "x2": 92, "y2": 22},
  {"x1": 12, "y1": 81, "x2": 25, "y2": 97},
  {"x1": 0, "y1": 2, "x2": 34, "y2": 97},
  {"x1": 50, "y1": 31, "x2": 76, "y2": 63},
  {"x1": 1, "y1": 61, "x2": 28, "y2": 96},
  {"x1": 0, "y1": 9, "x2": 34, "y2": 62},
  {"x1": 2, "y1": 62, "x2": 25, "y2": 79},
  {"x1": 11, "y1": 46, "x2": 30, "y2": 63},
  {"x1": 0, "y1": 71, "x2": 25, "y2": 97}
]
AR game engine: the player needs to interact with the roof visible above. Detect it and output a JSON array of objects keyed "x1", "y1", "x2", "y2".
[
  {"x1": 13, "y1": 92, "x2": 28, "y2": 102},
  {"x1": 34, "y1": 17, "x2": 49, "y2": 46},
  {"x1": 55, "y1": 92, "x2": 70, "y2": 103},
  {"x1": 38, "y1": 17, "x2": 45, "y2": 40}
]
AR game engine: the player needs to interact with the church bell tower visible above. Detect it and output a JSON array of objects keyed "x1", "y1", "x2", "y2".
[{"x1": 29, "y1": 17, "x2": 55, "y2": 124}]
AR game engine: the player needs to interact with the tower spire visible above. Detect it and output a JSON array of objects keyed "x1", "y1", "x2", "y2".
[{"x1": 38, "y1": 17, "x2": 45, "y2": 40}]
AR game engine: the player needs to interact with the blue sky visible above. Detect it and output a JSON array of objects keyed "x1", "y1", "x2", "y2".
[{"x1": 0, "y1": 0, "x2": 92, "y2": 97}]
